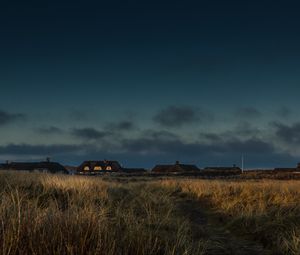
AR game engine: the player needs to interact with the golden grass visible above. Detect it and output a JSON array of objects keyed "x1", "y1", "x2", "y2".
[
  {"x1": 2, "y1": 171, "x2": 300, "y2": 254},
  {"x1": 0, "y1": 172, "x2": 206, "y2": 255},
  {"x1": 162, "y1": 179, "x2": 300, "y2": 255}
]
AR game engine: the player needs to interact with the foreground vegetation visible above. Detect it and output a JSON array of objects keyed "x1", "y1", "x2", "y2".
[
  {"x1": 163, "y1": 179, "x2": 300, "y2": 255},
  {"x1": 0, "y1": 172, "x2": 206, "y2": 255},
  {"x1": 0, "y1": 171, "x2": 299, "y2": 254}
]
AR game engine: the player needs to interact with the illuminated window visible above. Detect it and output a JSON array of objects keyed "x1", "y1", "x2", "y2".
[
  {"x1": 106, "y1": 166, "x2": 112, "y2": 170},
  {"x1": 84, "y1": 166, "x2": 90, "y2": 171},
  {"x1": 94, "y1": 166, "x2": 102, "y2": 171}
]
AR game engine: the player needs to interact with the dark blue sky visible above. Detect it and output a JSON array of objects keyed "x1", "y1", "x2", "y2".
[{"x1": 1, "y1": 0, "x2": 300, "y2": 168}]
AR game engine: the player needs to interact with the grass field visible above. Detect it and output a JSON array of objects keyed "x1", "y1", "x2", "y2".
[{"x1": 0, "y1": 171, "x2": 299, "y2": 255}]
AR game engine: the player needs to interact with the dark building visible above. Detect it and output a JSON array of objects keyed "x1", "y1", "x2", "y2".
[
  {"x1": 273, "y1": 168, "x2": 297, "y2": 172},
  {"x1": 77, "y1": 160, "x2": 122, "y2": 173},
  {"x1": 273, "y1": 163, "x2": 300, "y2": 173},
  {"x1": 0, "y1": 161, "x2": 68, "y2": 174},
  {"x1": 77, "y1": 160, "x2": 147, "y2": 174},
  {"x1": 203, "y1": 166, "x2": 242, "y2": 175},
  {"x1": 152, "y1": 161, "x2": 200, "y2": 173}
]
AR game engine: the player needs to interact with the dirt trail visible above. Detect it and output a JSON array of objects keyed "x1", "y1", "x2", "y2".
[{"x1": 175, "y1": 197, "x2": 271, "y2": 255}]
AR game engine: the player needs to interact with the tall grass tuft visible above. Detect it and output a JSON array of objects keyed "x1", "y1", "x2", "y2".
[{"x1": 0, "y1": 172, "x2": 206, "y2": 255}]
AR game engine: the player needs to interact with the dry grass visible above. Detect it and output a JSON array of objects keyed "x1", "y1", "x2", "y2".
[
  {"x1": 1, "y1": 171, "x2": 299, "y2": 255},
  {"x1": 162, "y1": 179, "x2": 300, "y2": 255},
  {"x1": 0, "y1": 171, "x2": 206, "y2": 255}
]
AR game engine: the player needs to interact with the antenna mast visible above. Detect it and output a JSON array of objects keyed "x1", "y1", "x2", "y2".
[{"x1": 241, "y1": 155, "x2": 244, "y2": 173}]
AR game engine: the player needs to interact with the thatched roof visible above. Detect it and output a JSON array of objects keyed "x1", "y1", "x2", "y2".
[
  {"x1": 204, "y1": 166, "x2": 242, "y2": 171},
  {"x1": 0, "y1": 161, "x2": 68, "y2": 174},
  {"x1": 152, "y1": 161, "x2": 200, "y2": 173},
  {"x1": 77, "y1": 160, "x2": 122, "y2": 172},
  {"x1": 273, "y1": 168, "x2": 298, "y2": 172},
  {"x1": 202, "y1": 166, "x2": 242, "y2": 176}
]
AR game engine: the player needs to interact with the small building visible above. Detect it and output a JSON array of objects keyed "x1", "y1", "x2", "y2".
[
  {"x1": 0, "y1": 161, "x2": 68, "y2": 174},
  {"x1": 77, "y1": 160, "x2": 122, "y2": 174},
  {"x1": 203, "y1": 165, "x2": 242, "y2": 175},
  {"x1": 273, "y1": 167, "x2": 297, "y2": 173},
  {"x1": 273, "y1": 163, "x2": 300, "y2": 173},
  {"x1": 152, "y1": 161, "x2": 200, "y2": 173}
]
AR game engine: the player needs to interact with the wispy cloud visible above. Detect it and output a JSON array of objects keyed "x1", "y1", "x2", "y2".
[
  {"x1": 37, "y1": 126, "x2": 64, "y2": 135},
  {"x1": 235, "y1": 107, "x2": 262, "y2": 119},
  {"x1": 71, "y1": 128, "x2": 112, "y2": 140},
  {"x1": 153, "y1": 105, "x2": 213, "y2": 127},
  {"x1": 105, "y1": 120, "x2": 136, "y2": 132},
  {"x1": 273, "y1": 122, "x2": 300, "y2": 144},
  {"x1": 0, "y1": 110, "x2": 26, "y2": 126}
]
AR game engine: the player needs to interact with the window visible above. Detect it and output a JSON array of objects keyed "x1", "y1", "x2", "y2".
[
  {"x1": 84, "y1": 166, "x2": 90, "y2": 171},
  {"x1": 94, "y1": 166, "x2": 102, "y2": 171},
  {"x1": 106, "y1": 166, "x2": 112, "y2": 170}
]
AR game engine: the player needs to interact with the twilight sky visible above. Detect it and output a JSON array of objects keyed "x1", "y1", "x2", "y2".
[{"x1": 1, "y1": 0, "x2": 300, "y2": 168}]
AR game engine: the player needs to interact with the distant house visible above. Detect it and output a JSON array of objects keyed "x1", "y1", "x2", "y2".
[
  {"x1": 77, "y1": 160, "x2": 122, "y2": 173},
  {"x1": 203, "y1": 165, "x2": 242, "y2": 175},
  {"x1": 152, "y1": 161, "x2": 200, "y2": 173},
  {"x1": 273, "y1": 163, "x2": 300, "y2": 173},
  {"x1": 77, "y1": 160, "x2": 146, "y2": 174},
  {"x1": 273, "y1": 168, "x2": 297, "y2": 173},
  {"x1": 0, "y1": 161, "x2": 68, "y2": 174}
]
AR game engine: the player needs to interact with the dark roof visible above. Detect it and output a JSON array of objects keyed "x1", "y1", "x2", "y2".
[
  {"x1": 152, "y1": 165, "x2": 172, "y2": 172},
  {"x1": 273, "y1": 168, "x2": 298, "y2": 172},
  {"x1": 77, "y1": 160, "x2": 122, "y2": 172},
  {"x1": 0, "y1": 162, "x2": 68, "y2": 174},
  {"x1": 152, "y1": 162, "x2": 200, "y2": 173},
  {"x1": 204, "y1": 167, "x2": 242, "y2": 171}
]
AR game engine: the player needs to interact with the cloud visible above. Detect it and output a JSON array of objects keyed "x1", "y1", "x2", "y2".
[
  {"x1": 153, "y1": 105, "x2": 213, "y2": 127},
  {"x1": 200, "y1": 133, "x2": 223, "y2": 142},
  {"x1": 0, "y1": 143, "x2": 83, "y2": 156},
  {"x1": 142, "y1": 130, "x2": 179, "y2": 140},
  {"x1": 116, "y1": 132, "x2": 295, "y2": 168},
  {"x1": 233, "y1": 122, "x2": 261, "y2": 137},
  {"x1": 37, "y1": 126, "x2": 64, "y2": 135},
  {"x1": 0, "y1": 131, "x2": 296, "y2": 168},
  {"x1": 106, "y1": 120, "x2": 136, "y2": 131},
  {"x1": 120, "y1": 135, "x2": 274, "y2": 156},
  {"x1": 0, "y1": 110, "x2": 26, "y2": 126},
  {"x1": 119, "y1": 130, "x2": 180, "y2": 154},
  {"x1": 71, "y1": 128, "x2": 111, "y2": 140},
  {"x1": 235, "y1": 107, "x2": 262, "y2": 119},
  {"x1": 199, "y1": 122, "x2": 261, "y2": 143},
  {"x1": 273, "y1": 122, "x2": 300, "y2": 144},
  {"x1": 276, "y1": 106, "x2": 292, "y2": 119}
]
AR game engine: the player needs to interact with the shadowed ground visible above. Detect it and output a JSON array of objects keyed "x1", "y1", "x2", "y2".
[{"x1": 175, "y1": 197, "x2": 271, "y2": 255}]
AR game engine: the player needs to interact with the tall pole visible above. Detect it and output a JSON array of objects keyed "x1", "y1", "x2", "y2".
[{"x1": 242, "y1": 155, "x2": 244, "y2": 173}]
